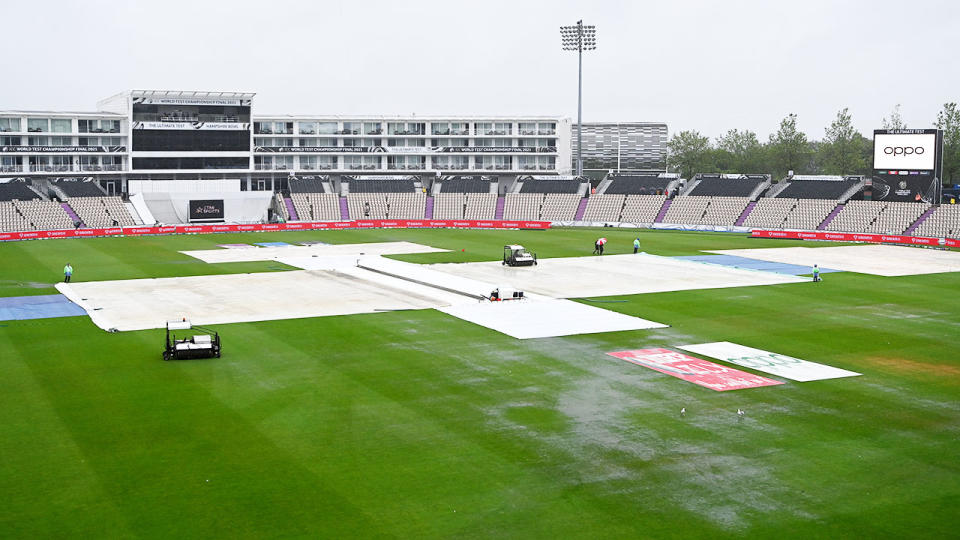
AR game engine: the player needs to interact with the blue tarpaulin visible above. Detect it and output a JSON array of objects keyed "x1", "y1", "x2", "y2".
[{"x1": 0, "y1": 294, "x2": 87, "y2": 321}]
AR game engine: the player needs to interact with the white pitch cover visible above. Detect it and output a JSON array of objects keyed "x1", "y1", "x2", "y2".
[{"x1": 676, "y1": 342, "x2": 860, "y2": 382}]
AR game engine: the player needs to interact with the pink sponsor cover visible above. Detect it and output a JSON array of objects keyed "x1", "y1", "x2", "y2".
[{"x1": 607, "y1": 348, "x2": 783, "y2": 391}]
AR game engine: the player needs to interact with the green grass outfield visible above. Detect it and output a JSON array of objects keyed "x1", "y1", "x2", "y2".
[{"x1": 0, "y1": 228, "x2": 957, "y2": 538}]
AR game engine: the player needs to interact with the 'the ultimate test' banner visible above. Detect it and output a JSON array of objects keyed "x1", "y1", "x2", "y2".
[
  {"x1": 0, "y1": 220, "x2": 551, "y2": 241},
  {"x1": 751, "y1": 229, "x2": 958, "y2": 247}
]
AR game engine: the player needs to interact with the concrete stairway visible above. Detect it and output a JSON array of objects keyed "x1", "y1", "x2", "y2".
[
  {"x1": 574, "y1": 197, "x2": 589, "y2": 220},
  {"x1": 818, "y1": 204, "x2": 844, "y2": 230},
  {"x1": 734, "y1": 201, "x2": 757, "y2": 226},
  {"x1": 904, "y1": 206, "x2": 937, "y2": 235}
]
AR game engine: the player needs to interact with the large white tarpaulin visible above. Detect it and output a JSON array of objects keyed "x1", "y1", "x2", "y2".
[{"x1": 677, "y1": 341, "x2": 860, "y2": 382}]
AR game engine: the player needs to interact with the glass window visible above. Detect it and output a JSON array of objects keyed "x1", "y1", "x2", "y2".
[
  {"x1": 299, "y1": 156, "x2": 317, "y2": 169},
  {"x1": 344, "y1": 156, "x2": 363, "y2": 169},
  {"x1": 494, "y1": 122, "x2": 512, "y2": 135},
  {"x1": 342, "y1": 122, "x2": 361, "y2": 134},
  {"x1": 316, "y1": 122, "x2": 337, "y2": 135},
  {"x1": 474, "y1": 122, "x2": 492, "y2": 136},
  {"x1": 1, "y1": 136, "x2": 20, "y2": 145},
  {"x1": 28, "y1": 136, "x2": 49, "y2": 145},
  {"x1": 317, "y1": 138, "x2": 337, "y2": 147},
  {"x1": 363, "y1": 122, "x2": 381, "y2": 135},
  {"x1": 362, "y1": 138, "x2": 381, "y2": 146},
  {"x1": 51, "y1": 119, "x2": 72, "y2": 133},
  {"x1": 495, "y1": 155, "x2": 512, "y2": 169},
  {"x1": 519, "y1": 156, "x2": 536, "y2": 170},
  {"x1": 362, "y1": 156, "x2": 380, "y2": 169},
  {"x1": 299, "y1": 122, "x2": 318, "y2": 134},
  {"x1": 0, "y1": 118, "x2": 21, "y2": 132},
  {"x1": 450, "y1": 122, "x2": 468, "y2": 135},
  {"x1": 342, "y1": 138, "x2": 361, "y2": 147},
  {"x1": 518, "y1": 122, "x2": 536, "y2": 135},
  {"x1": 538, "y1": 122, "x2": 556, "y2": 135},
  {"x1": 50, "y1": 136, "x2": 72, "y2": 146},
  {"x1": 318, "y1": 156, "x2": 336, "y2": 169},
  {"x1": 78, "y1": 137, "x2": 97, "y2": 145},
  {"x1": 28, "y1": 118, "x2": 49, "y2": 132},
  {"x1": 432, "y1": 122, "x2": 450, "y2": 135},
  {"x1": 103, "y1": 136, "x2": 121, "y2": 146},
  {"x1": 475, "y1": 139, "x2": 496, "y2": 147}
]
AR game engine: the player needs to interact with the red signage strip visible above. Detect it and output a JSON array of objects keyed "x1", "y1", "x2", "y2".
[
  {"x1": 607, "y1": 348, "x2": 783, "y2": 391},
  {"x1": 0, "y1": 220, "x2": 551, "y2": 242},
  {"x1": 751, "y1": 229, "x2": 958, "y2": 248}
]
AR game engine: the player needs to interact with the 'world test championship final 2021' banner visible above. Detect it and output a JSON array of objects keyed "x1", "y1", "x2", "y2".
[
  {"x1": 0, "y1": 220, "x2": 552, "y2": 242},
  {"x1": 607, "y1": 348, "x2": 783, "y2": 391},
  {"x1": 254, "y1": 146, "x2": 557, "y2": 154}
]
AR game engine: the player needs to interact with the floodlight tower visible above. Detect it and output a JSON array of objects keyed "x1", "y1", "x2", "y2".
[{"x1": 560, "y1": 20, "x2": 597, "y2": 177}]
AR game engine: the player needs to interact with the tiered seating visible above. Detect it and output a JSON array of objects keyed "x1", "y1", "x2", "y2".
[
  {"x1": 775, "y1": 177, "x2": 860, "y2": 199},
  {"x1": 433, "y1": 193, "x2": 466, "y2": 219},
  {"x1": 13, "y1": 200, "x2": 73, "y2": 230},
  {"x1": 604, "y1": 175, "x2": 671, "y2": 195},
  {"x1": 540, "y1": 194, "x2": 580, "y2": 221},
  {"x1": 289, "y1": 177, "x2": 330, "y2": 194},
  {"x1": 434, "y1": 193, "x2": 498, "y2": 219},
  {"x1": 291, "y1": 193, "x2": 340, "y2": 221},
  {"x1": 52, "y1": 179, "x2": 105, "y2": 197},
  {"x1": 662, "y1": 196, "x2": 711, "y2": 224},
  {"x1": 348, "y1": 179, "x2": 417, "y2": 193},
  {"x1": 346, "y1": 193, "x2": 425, "y2": 219},
  {"x1": 743, "y1": 198, "x2": 837, "y2": 230},
  {"x1": 620, "y1": 195, "x2": 666, "y2": 223},
  {"x1": 503, "y1": 193, "x2": 543, "y2": 220},
  {"x1": 687, "y1": 176, "x2": 766, "y2": 197},
  {"x1": 465, "y1": 193, "x2": 496, "y2": 219},
  {"x1": 662, "y1": 196, "x2": 750, "y2": 226},
  {"x1": 518, "y1": 179, "x2": 580, "y2": 194},
  {"x1": 582, "y1": 194, "x2": 626, "y2": 222},
  {"x1": 439, "y1": 176, "x2": 490, "y2": 193},
  {"x1": 827, "y1": 201, "x2": 929, "y2": 234},
  {"x1": 0, "y1": 202, "x2": 33, "y2": 232},
  {"x1": 914, "y1": 205, "x2": 960, "y2": 238},
  {"x1": 0, "y1": 181, "x2": 40, "y2": 201},
  {"x1": 699, "y1": 197, "x2": 752, "y2": 225},
  {"x1": 68, "y1": 197, "x2": 136, "y2": 227}
]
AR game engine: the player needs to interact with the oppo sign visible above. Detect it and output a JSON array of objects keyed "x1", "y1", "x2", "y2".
[{"x1": 873, "y1": 133, "x2": 937, "y2": 170}]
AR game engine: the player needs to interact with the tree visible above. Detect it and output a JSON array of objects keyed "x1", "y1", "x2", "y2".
[
  {"x1": 768, "y1": 113, "x2": 813, "y2": 178},
  {"x1": 667, "y1": 130, "x2": 712, "y2": 179},
  {"x1": 715, "y1": 129, "x2": 767, "y2": 173},
  {"x1": 935, "y1": 102, "x2": 960, "y2": 183},
  {"x1": 882, "y1": 104, "x2": 907, "y2": 130},
  {"x1": 820, "y1": 107, "x2": 867, "y2": 175}
]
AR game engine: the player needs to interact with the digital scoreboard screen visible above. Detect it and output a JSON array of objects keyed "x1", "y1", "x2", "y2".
[
  {"x1": 189, "y1": 199, "x2": 224, "y2": 221},
  {"x1": 873, "y1": 131, "x2": 938, "y2": 171}
]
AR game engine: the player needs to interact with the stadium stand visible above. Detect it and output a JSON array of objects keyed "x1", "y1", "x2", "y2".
[
  {"x1": 51, "y1": 179, "x2": 106, "y2": 198},
  {"x1": 826, "y1": 200, "x2": 930, "y2": 234},
  {"x1": 913, "y1": 205, "x2": 960, "y2": 238},
  {"x1": 771, "y1": 175, "x2": 862, "y2": 200},
  {"x1": 346, "y1": 193, "x2": 426, "y2": 219},
  {"x1": 540, "y1": 193, "x2": 582, "y2": 221},
  {"x1": 742, "y1": 198, "x2": 838, "y2": 230},
  {"x1": 291, "y1": 193, "x2": 341, "y2": 221},
  {"x1": 503, "y1": 193, "x2": 544, "y2": 220},
  {"x1": 620, "y1": 195, "x2": 667, "y2": 223},
  {"x1": 346, "y1": 178, "x2": 418, "y2": 193},
  {"x1": 518, "y1": 178, "x2": 581, "y2": 194},
  {"x1": 685, "y1": 174, "x2": 769, "y2": 197},
  {"x1": 437, "y1": 175, "x2": 492, "y2": 194},
  {"x1": 662, "y1": 196, "x2": 750, "y2": 226},
  {"x1": 602, "y1": 174, "x2": 674, "y2": 195},
  {"x1": 289, "y1": 176, "x2": 331, "y2": 194},
  {"x1": 582, "y1": 194, "x2": 625, "y2": 222},
  {"x1": 68, "y1": 196, "x2": 136, "y2": 227},
  {"x1": 0, "y1": 180, "x2": 41, "y2": 201}
]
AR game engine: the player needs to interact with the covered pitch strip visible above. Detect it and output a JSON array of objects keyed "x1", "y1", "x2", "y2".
[{"x1": 58, "y1": 242, "x2": 667, "y2": 338}]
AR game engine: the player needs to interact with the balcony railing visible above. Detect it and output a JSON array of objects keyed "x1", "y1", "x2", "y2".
[
  {"x1": 539, "y1": 130, "x2": 556, "y2": 135},
  {"x1": 388, "y1": 130, "x2": 425, "y2": 136},
  {"x1": 254, "y1": 163, "x2": 292, "y2": 170},
  {"x1": 1, "y1": 164, "x2": 24, "y2": 172},
  {"x1": 519, "y1": 130, "x2": 536, "y2": 135},
  {"x1": 79, "y1": 127, "x2": 121, "y2": 134}
]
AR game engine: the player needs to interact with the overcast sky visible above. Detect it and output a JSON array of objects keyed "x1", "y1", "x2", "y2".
[{"x1": 2, "y1": 0, "x2": 957, "y2": 140}]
